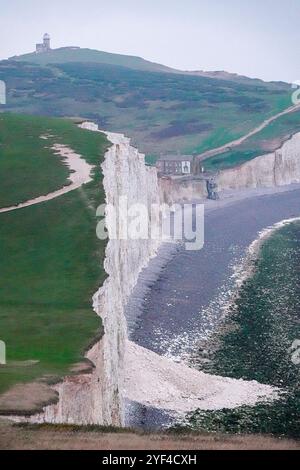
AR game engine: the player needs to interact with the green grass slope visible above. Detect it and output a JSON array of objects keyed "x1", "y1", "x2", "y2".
[
  {"x1": 11, "y1": 47, "x2": 175, "y2": 73},
  {"x1": 0, "y1": 58, "x2": 292, "y2": 159},
  {"x1": 12, "y1": 47, "x2": 290, "y2": 89},
  {"x1": 204, "y1": 108, "x2": 300, "y2": 171},
  {"x1": 0, "y1": 114, "x2": 109, "y2": 395},
  {"x1": 0, "y1": 113, "x2": 110, "y2": 207},
  {"x1": 0, "y1": 114, "x2": 71, "y2": 207}
]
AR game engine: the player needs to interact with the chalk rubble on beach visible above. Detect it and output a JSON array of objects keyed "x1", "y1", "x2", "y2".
[{"x1": 125, "y1": 340, "x2": 279, "y2": 414}]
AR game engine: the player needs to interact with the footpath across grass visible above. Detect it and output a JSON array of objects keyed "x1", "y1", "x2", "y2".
[
  {"x1": 204, "y1": 109, "x2": 300, "y2": 171},
  {"x1": 0, "y1": 113, "x2": 108, "y2": 207},
  {"x1": 0, "y1": 114, "x2": 109, "y2": 395}
]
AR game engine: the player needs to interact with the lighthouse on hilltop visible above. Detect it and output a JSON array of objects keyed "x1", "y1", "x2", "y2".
[{"x1": 36, "y1": 34, "x2": 51, "y2": 54}]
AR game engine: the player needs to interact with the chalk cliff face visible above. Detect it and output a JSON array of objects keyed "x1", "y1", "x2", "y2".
[
  {"x1": 159, "y1": 177, "x2": 207, "y2": 204},
  {"x1": 91, "y1": 131, "x2": 160, "y2": 425},
  {"x1": 22, "y1": 127, "x2": 160, "y2": 426},
  {"x1": 217, "y1": 132, "x2": 300, "y2": 191}
]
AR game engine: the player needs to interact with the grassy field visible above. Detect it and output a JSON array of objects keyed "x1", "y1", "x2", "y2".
[
  {"x1": 0, "y1": 114, "x2": 109, "y2": 396},
  {"x1": 11, "y1": 47, "x2": 175, "y2": 73},
  {"x1": 204, "y1": 108, "x2": 300, "y2": 171},
  {"x1": 0, "y1": 54, "x2": 292, "y2": 159},
  {"x1": 0, "y1": 113, "x2": 109, "y2": 207},
  {"x1": 190, "y1": 221, "x2": 300, "y2": 438},
  {"x1": 0, "y1": 114, "x2": 70, "y2": 207}
]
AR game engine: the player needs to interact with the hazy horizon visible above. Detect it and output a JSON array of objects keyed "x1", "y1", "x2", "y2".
[{"x1": 1, "y1": 0, "x2": 300, "y2": 83}]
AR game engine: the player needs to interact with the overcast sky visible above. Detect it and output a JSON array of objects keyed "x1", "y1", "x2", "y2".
[{"x1": 0, "y1": 0, "x2": 299, "y2": 83}]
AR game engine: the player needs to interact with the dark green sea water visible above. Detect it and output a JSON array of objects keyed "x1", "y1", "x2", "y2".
[{"x1": 188, "y1": 220, "x2": 300, "y2": 438}]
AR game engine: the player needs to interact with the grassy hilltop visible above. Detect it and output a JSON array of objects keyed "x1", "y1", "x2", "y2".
[
  {"x1": 11, "y1": 47, "x2": 176, "y2": 73},
  {"x1": 0, "y1": 47, "x2": 293, "y2": 161},
  {"x1": 0, "y1": 114, "x2": 109, "y2": 400}
]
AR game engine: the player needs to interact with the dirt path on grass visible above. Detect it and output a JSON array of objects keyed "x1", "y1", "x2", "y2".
[
  {"x1": 0, "y1": 144, "x2": 93, "y2": 214},
  {"x1": 197, "y1": 103, "x2": 300, "y2": 162}
]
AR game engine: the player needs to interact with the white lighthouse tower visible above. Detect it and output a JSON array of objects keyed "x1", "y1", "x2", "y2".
[
  {"x1": 43, "y1": 33, "x2": 51, "y2": 51},
  {"x1": 36, "y1": 33, "x2": 51, "y2": 53}
]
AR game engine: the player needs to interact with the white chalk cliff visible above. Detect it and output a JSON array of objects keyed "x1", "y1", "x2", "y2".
[
  {"x1": 91, "y1": 131, "x2": 160, "y2": 425},
  {"x1": 217, "y1": 132, "x2": 300, "y2": 190},
  {"x1": 16, "y1": 127, "x2": 300, "y2": 426},
  {"x1": 22, "y1": 126, "x2": 160, "y2": 426}
]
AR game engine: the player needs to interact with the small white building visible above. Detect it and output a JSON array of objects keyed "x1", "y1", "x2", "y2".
[{"x1": 156, "y1": 155, "x2": 194, "y2": 176}]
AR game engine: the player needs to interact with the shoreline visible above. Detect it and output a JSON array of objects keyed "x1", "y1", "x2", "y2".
[
  {"x1": 196, "y1": 214, "x2": 300, "y2": 362},
  {"x1": 128, "y1": 182, "x2": 300, "y2": 429},
  {"x1": 189, "y1": 217, "x2": 300, "y2": 438}
]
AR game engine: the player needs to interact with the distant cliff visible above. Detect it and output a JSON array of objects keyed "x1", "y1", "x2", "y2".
[
  {"x1": 217, "y1": 132, "x2": 300, "y2": 190},
  {"x1": 159, "y1": 132, "x2": 300, "y2": 203}
]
